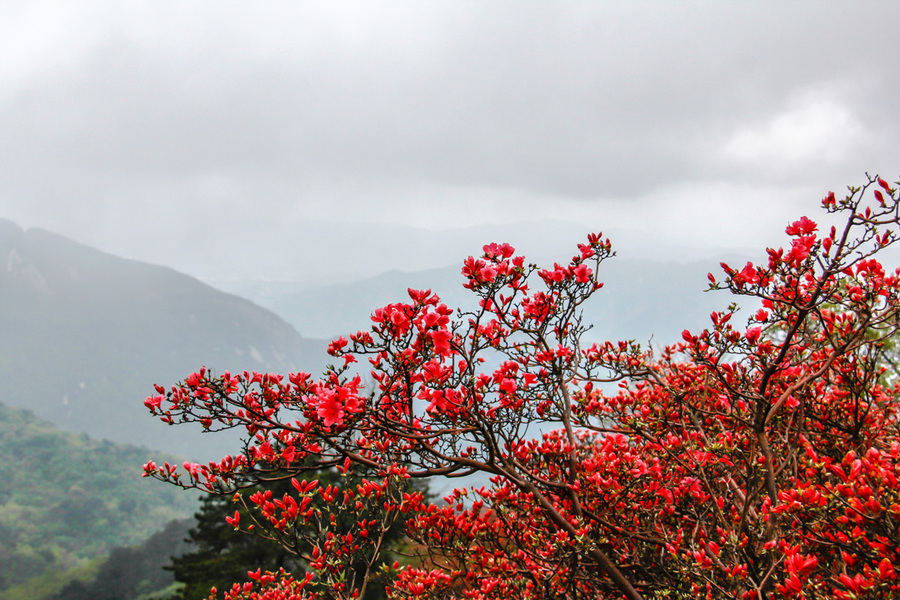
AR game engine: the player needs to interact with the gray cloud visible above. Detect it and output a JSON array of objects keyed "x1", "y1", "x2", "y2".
[{"x1": 2, "y1": 2, "x2": 899, "y2": 281}]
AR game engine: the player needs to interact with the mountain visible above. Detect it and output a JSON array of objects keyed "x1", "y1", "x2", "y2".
[
  {"x1": 214, "y1": 253, "x2": 754, "y2": 348},
  {"x1": 0, "y1": 219, "x2": 329, "y2": 459},
  {"x1": 0, "y1": 402, "x2": 197, "y2": 598},
  {"x1": 215, "y1": 266, "x2": 473, "y2": 341},
  {"x1": 44, "y1": 518, "x2": 194, "y2": 600}
]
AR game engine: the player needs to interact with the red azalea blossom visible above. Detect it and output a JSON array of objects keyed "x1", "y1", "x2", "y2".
[
  {"x1": 145, "y1": 176, "x2": 900, "y2": 600},
  {"x1": 428, "y1": 329, "x2": 453, "y2": 357},
  {"x1": 573, "y1": 263, "x2": 592, "y2": 283},
  {"x1": 482, "y1": 242, "x2": 515, "y2": 259},
  {"x1": 316, "y1": 391, "x2": 344, "y2": 427},
  {"x1": 327, "y1": 337, "x2": 349, "y2": 356},
  {"x1": 786, "y1": 216, "x2": 818, "y2": 236},
  {"x1": 143, "y1": 394, "x2": 163, "y2": 411}
]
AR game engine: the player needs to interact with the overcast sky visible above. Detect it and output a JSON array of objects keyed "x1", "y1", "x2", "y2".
[{"x1": 2, "y1": 1, "x2": 899, "y2": 284}]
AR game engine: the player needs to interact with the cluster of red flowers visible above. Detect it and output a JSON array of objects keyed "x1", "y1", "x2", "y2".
[{"x1": 144, "y1": 176, "x2": 900, "y2": 599}]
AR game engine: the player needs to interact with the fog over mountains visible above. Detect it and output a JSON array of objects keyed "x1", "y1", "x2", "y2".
[
  {"x1": 1, "y1": 217, "x2": 755, "y2": 461},
  {"x1": 217, "y1": 252, "x2": 745, "y2": 348},
  {"x1": 0, "y1": 218, "x2": 328, "y2": 459}
]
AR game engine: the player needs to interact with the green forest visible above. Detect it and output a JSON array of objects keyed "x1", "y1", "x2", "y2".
[
  {"x1": 0, "y1": 403, "x2": 198, "y2": 599},
  {"x1": 0, "y1": 402, "x2": 419, "y2": 600}
]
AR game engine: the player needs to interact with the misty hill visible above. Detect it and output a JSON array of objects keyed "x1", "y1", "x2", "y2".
[
  {"x1": 216, "y1": 253, "x2": 753, "y2": 348},
  {"x1": 0, "y1": 219, "x2": 329, "y2": 458},
  {"x1": 0, "y1": 402, "x2": 196, "y2": 598}
]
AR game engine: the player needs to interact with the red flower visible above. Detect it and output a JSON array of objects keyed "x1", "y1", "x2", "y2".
[
  {"x1": 573, "y1": 263, "x2": 592, "y2": 283},
  {"x1": 482, "y1": 242, "x2": 515, "y2": 259},
  {"x1": 786, "y1": 216, "x2": 817, "y2": 236},
  {"x1": 317, "y1": 393, "x2": 344, "y2": 427},
  {"x1": 327, "y1": 336, "x2": 349, "y2": 356},
  {"x1": 429, "y1": 330, "x2": 453, "y2": 356},
  {"x1": 746, "y1": 326, "x2": 762, "y2": 344},
  {"x1": 787, "y1": 235, "x2": 816, "y2": 265},
  {"x1": 225, "y1": 510, "x2": 240, "y2": 528},
  {"x1": 144, "y1": 395, "x2": 163, "y2": 412},
  {"x1": 479, "y1": 265, "x2": 499, "y2": 281}
]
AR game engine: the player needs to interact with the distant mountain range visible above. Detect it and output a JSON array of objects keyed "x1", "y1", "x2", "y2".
[
  {"x1": 0, "y1": 215, "x2": 760, "y2": 458},
  {"x1": 214, "y1": 252, "x2": 752, "y2": 349},
  {"x1": 0, "y1": 218, "x2": 329, "y2": 459}
]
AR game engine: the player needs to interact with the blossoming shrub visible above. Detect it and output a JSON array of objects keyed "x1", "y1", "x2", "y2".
[{"x1": 145, "y1": 176, "x2": 900, "y2": 600}]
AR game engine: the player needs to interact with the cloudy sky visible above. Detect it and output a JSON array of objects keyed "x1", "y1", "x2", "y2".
[{"x1": 2, "y1": 1, "x2": 899, "y2": 284}]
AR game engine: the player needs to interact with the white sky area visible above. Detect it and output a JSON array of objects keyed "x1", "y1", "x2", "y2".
[{"x1": 2, "y1": 1, "x2": 899, "y2": 284}]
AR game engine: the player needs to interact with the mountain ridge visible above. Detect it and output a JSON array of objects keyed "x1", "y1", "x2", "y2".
[
  {"x1": 0, "y1": 218, "x2": 329, "y2": 459},
  {"x1": 214, "y1": 253, "x2": 752, "y2": 346}
]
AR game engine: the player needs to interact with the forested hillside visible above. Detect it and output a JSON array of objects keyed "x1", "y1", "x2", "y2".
[{"x1": 0, "y1": 403, "x2": 197, "y2": 599}]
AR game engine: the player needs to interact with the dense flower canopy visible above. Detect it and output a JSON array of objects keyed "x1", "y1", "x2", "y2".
[{"x1": 145, "y1": 176, "x2": 900, "y2": 600}]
